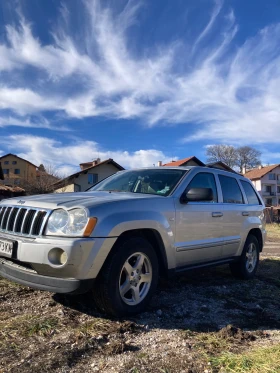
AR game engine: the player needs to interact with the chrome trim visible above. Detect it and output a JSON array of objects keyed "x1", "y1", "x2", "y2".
[
  {"x1": 1, "y1": 207, "x2": 10, "y2": 229},
  {"x1": 29, "y1": 210, "x2": 39, "y2": 235},
  {"x1": 176, "y1": 241, "x2": 224, "y2": 252},
  {"x1": 20, "y1": 209, "x2": 29, "y2": 233},
  {"x1": 39, "y1": 210, "x2": 52, "y2": 236},
  {"x1": 13, "y1": 208, "x2": 21, "y2": 232},
  {"x1": 0, "y1": 204, "x2": 52, "y2": 238},
  {"x1": 6, "y1": 207, "x2": 15, "y2": 231}
]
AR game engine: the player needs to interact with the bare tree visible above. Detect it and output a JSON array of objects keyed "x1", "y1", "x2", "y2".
[
  {"x1": 20, "y1": 164, "x2": 62, "y2": 195},
  {"x1": 206, "y1": 145, "x2": 238, "y2": 168},
  {"x1": 236, "y1": 146, "x2": 261, "y2": 173}
]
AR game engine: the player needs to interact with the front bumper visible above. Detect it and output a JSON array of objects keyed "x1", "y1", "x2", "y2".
[
  {"x1": 0, "y1": 233, "x2": 117, "y2": 279},
  {"x1": 0, "y1": 258, "x2": 94, "y2": 294}
]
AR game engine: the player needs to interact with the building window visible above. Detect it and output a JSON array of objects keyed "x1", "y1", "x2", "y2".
[
  {"x1": 266, "y1": 198, "x2": 273, "y2": 206},
  {"x1": 266, "y1": 185, "x2": 272, "y2": 193},
  {"x1": 4, "y1": 161, "x2": 9, "y2": 165},
  {"x1": 88, "y1": 174, "x2": 98, "y2": 184},
  {"x1": 278, "y1": 186, "x2": 280, "y2": 193},
  {"x1": 3, "y1": 169, "x2": 9, "y2": 175},
  {"x1": 269, "y1": 173, "x2": 276, "y2": 180},
  {"x1": 278, "y1": 198, "x2": 280, "y2": 205},
  {"x1": 14, "y1": 169, "x2": 20, "y2": 175},
  {"x1": 14, "y1": 179, "x2": 21, "y2": 185},
  {"x1": 12, "y1": 161, "x2": 17, "y2": 165}
]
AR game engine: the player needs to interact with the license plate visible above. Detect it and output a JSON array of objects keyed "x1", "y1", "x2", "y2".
[{"x1": 0, "y1": 238, "x2": 15, "y2": 258}]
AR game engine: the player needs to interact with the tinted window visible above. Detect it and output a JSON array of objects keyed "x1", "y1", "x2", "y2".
[
  {"x1": 241, "y1": 181, "x2": 261, "y2": 205},
  {"x1": 219, "y1": 175, "x2": 244, "y2": 204},
  {"x1": 186, "y1": 172, "x2": 218, "y2": 202}
]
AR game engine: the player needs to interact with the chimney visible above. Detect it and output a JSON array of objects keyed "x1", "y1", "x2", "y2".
[
  {"x1": 93, "y1": 158, "x2": 101, "y2": 166},
  {"x1": 242, "y1": 166, "x2": 246, "y2": 174},
  {"x1": 158, "y1": 161, "x2": 162, "y2": 167},
  {"x1": 258, "y1": 165, "x2": 263, "y2": 169}
]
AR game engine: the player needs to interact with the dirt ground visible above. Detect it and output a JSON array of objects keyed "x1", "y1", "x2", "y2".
[{"x1": 1, "y1": 227, "x2": 280, "y2": 373}]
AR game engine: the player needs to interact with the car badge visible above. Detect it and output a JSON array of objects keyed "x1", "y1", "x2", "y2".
[{"x1": 17, "y1": 200, "x2": 26, "y2": 205}]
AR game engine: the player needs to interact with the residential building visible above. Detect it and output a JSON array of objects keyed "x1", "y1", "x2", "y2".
[
  {"x1": 0, "y1": 153, "x2": 37, "y2": 186},
  {"x1": 54, "y1": 158, "x2": 125, "y2": 193},
  {"x1": 244, "y1": 164, "x2": 280, "y2": 206},
  {"x1": 163, "y1": 156, "x2": 205, "y2": 167},
  {"x1": 0, "y1": 185, "x2": 25, "y2": 201},
  {"x1": 206, "y1": 161, "x2": 237, "y2": 173},
  {"x1": 0, "y1": 163, "x2": 3, "y2": 180},
  {"x1": 163, "y1": 157, "x2": 236, "y2": 173}
]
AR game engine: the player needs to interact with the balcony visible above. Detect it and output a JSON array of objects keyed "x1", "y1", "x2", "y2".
[{"x1": 262, "y1": 191, "x2": 276, "y2": 196}]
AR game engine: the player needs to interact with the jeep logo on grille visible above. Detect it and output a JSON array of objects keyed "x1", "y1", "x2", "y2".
[{"x1": 17, "y1": 200, "x2": 26, "y2": 205}]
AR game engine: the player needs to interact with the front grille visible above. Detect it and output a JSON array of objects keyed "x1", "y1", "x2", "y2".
[{"x1": 0, "y1": 205, "x2": 51, "y2": 237}]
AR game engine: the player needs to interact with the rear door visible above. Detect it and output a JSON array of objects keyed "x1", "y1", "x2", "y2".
[
  {"x1": 218, "y1": 174, "x2": 247, "y2": 258},
  {"x1": 174, "y1": 171, "x2": 224, "y2": 267}
]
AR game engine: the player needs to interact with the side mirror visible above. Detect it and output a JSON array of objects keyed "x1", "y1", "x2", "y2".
[{"x1": 180, "y1": 188, "x2": 213, "y2": 204}]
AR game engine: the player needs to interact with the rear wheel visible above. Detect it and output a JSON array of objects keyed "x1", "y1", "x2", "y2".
[
  {"x1": 93, "y1": 236, "x2": 158, "y2": 317},
  {"x1": 230, "y1": 234, "x2": 259, "y2": 280}
]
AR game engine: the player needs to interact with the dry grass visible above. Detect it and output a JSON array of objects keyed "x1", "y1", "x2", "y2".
[
  {"x1": 266, "y1": 223, "x2": 280, "y2": 240},
  {"x1": 210, "y1": 343, "x2": 280, "y2": 373},
  {"x1": 0, "y1": 314, "x2": 59, "y2": 344}
]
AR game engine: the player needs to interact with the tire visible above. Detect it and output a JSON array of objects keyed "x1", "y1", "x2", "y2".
[
  {"x1": 92, "y1": 236, "x2": 159, "y2": 317},
  {"x1": 230, "y1": 234, "x2": 259, "y2": 280}
]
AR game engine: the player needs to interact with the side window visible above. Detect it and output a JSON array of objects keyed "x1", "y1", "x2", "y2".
[
  {"x1": 241, "y1": 180, "x2": 261, "y2": 205},
  {"x1": 219, "y1": 175, "x2": 244, "y2": 204},
  {"x1": 186, "y1": 172, "x2": 218, "y2": 202}
]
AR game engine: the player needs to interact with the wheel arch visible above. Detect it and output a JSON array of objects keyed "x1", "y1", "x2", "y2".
[
  {"x1": 108, "y1": 229, "x2": 169, "y2": 277},
  {"x1": 247, "y1": 228, "x2": 263, "y2": 252}
]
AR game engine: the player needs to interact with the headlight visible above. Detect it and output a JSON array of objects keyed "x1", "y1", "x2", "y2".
[
  {"x1": 45, "y1": 208, "x2": 97, "y2": 237},
  {"x1": 47, "y1": 209, "x2": 69, "y2": 234}
]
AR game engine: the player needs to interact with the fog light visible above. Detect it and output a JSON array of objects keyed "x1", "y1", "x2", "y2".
[{"x1": 48, "y1": 248, "x2": 68, "y2": 266}]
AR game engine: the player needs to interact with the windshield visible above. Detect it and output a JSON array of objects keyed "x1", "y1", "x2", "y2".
[{"x1": 88, "y1": 169, "x2": 187, "y2": 196}]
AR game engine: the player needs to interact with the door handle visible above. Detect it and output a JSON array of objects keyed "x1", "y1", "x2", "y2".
[
  {"x1": 212, "y1": 212, "x2": 223, "y2": 217},
  {"x1": 242, "y1": 212, "x2": 250, "y2": 216}
]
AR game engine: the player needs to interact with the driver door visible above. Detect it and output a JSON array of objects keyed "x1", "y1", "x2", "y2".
[{"x1": 174, "y1": 172, "x2": 224, "y2": 268}]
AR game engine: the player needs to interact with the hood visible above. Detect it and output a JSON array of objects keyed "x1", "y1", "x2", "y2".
[{"x1": 1, "y1": 191, "x2": 162, "y2": 210}]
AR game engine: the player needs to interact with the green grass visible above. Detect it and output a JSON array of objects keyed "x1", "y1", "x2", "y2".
[{"x1": 210, "y1": 344, "x2": 280, "y2": 373}]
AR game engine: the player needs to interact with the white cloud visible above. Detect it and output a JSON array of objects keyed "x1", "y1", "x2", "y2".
[
  {"x1": 0, "y1": 115, "x2": 70, "y2": 131},
  {"x1": 192, "y1": 0, "x2": 224, "y2": 53},
  {"x1": 0, "y1": 0, "x2": 279, "y2": 145},
  {"x1": 2, "y1": 134, "x2": 173, "y2": 173}
]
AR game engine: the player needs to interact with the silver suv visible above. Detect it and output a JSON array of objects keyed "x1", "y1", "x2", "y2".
[{"x1": 0, "y1": 167, "x2": 266, "y2": 316}]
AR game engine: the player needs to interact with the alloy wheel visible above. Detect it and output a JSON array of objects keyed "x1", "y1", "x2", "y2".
[{"x1": 119, "y1": 252, "x2": 152, "y2": 305}]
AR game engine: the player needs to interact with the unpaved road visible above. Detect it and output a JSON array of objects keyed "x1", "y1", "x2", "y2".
[{"x1": 1, "y1": 237, "x2": 280, "y2": 373}]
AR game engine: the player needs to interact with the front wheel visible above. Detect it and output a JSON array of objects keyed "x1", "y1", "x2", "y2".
[
  {"x1": 93, "y1": 236, "x2": 158, "y2": 317},
  {"x1": 230, "y1": 234, "x2": 259, "y2": 280}
]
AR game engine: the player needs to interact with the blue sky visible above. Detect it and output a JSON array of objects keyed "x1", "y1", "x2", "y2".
[{"x1": 0, "y1": 0, "x2": 280, "y2": 175}]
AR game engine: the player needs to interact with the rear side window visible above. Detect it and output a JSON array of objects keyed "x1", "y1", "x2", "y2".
[
  {"x1": 219, "y1": 175, "x2": 244, "y2": 204},
  {"x1": 186, "y1": 172, "x2": 218, "y2": 202},
  {"x1": 241, "y1": 180, "x2": 261, "y2": 205}
]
